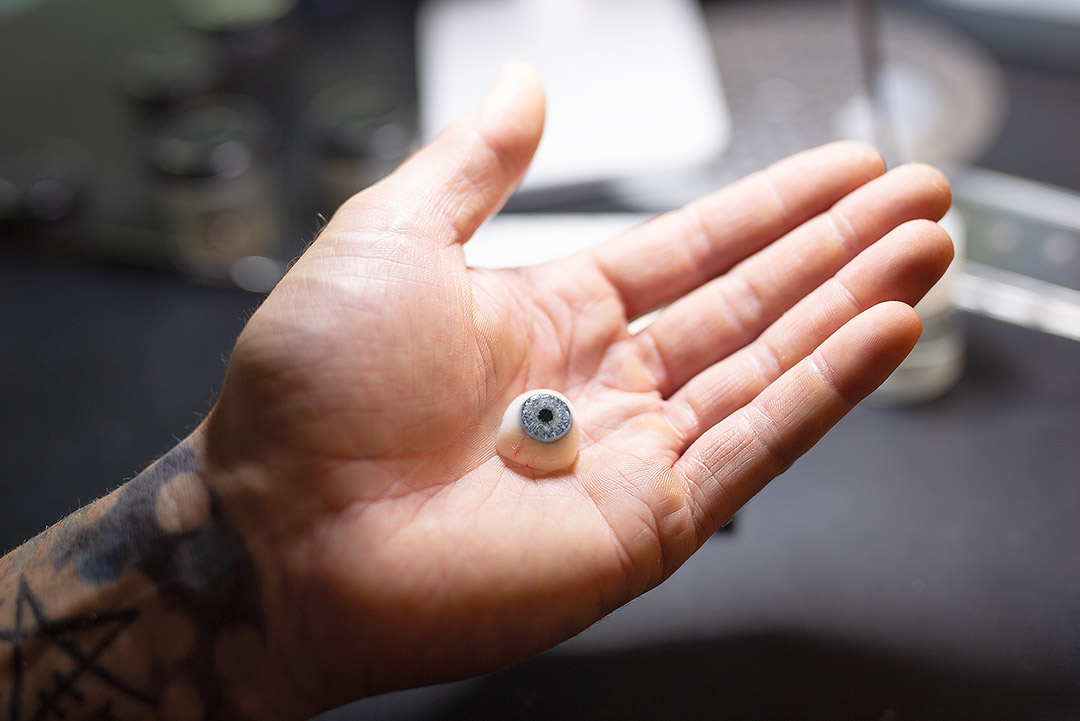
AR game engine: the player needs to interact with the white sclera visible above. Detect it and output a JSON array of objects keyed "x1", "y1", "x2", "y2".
[{"x1": 496, "y1": 389, "x2": 579, "y2": 473}]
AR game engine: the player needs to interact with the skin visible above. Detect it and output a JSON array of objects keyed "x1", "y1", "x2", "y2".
[{"x1": 0, "y1": 63, "x2": 953, "y2": 721}]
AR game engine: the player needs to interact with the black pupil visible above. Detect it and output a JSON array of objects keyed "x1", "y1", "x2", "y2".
[{"x1": 538, "y1": 408, "x2": 554, "y2": 424}]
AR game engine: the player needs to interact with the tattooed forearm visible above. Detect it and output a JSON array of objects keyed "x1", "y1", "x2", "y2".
[
  {"x1": 0, "y1": 438, "x2": 264, "y2": 721},
  {"x1": 0, "y1": 577, "x2": 148, "y2": 721}
]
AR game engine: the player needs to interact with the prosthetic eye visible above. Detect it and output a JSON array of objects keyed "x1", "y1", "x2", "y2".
[
  {"x1": 520, "y1": 392, "x2": 572, "y2": 443},
  {"x1": 496, "y1": 389, "x2": 579, "y2": 473}
]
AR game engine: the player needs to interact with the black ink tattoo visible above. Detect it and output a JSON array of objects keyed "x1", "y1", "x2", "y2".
[
  {"x1": 1, "y1": 440, "x2": 265, "y2": 721},
  {"x1": 49, "y1": 444, "x2": 249, "y2": 594},
  {"x1": 0, "y1": 577, "x2": 151, "y2": 721},
  {"x1": 49, "y1": 442, "x2": 263, "y2": 626}
]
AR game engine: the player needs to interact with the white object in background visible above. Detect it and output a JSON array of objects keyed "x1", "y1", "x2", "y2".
[
  {"x1": 464, "y1": 212, "x2": 651, "y2": 269},
  {"x1": 416, "y1": 0, "x2": 731, "y2": 194},
  {"x1": 870, "y1": 210, "x2": 967, "y2": 405},
  {"x1": 464, "y1": 213, "x2": 659, "y2": 334},
  {"x1": 953, "y1": 168, "x2": 1080, "y2": 342}
]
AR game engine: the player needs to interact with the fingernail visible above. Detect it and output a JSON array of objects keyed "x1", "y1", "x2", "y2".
[{"x1": 479, "y1": 62, "x2": 531, "y2": 125}]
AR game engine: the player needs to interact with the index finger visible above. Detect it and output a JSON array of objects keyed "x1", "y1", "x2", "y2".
[{"x1": 584, "y1": 142, "x2": 886, "y2": 320}]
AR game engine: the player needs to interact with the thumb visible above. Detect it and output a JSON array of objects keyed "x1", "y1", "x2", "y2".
[{"x1": 332, "y1": 62, "x2": 546, "y2": 249}]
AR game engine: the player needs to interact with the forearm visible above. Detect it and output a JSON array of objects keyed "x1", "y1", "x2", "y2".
[{"x1": 0, "y1": 432, "x2": 307, "y2": 721}]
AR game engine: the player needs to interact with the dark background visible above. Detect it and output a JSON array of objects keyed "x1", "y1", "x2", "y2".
[{"x1": 2, "y1": 1, "x2": 1079, "y2": 718}]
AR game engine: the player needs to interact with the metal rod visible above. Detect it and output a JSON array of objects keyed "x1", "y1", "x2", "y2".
[{"x1": 848, "y1": 0, "x2": 898, "y2": 163}]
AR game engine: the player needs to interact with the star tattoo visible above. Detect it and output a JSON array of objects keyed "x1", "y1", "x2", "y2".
[{"x1": 0, "y1": 576, "x2": 155, "y2": 721}]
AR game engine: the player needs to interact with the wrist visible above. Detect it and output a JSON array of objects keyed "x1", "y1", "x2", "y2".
[{"x1": 0, "y1": 432, "x2": 319, "y2": 721}]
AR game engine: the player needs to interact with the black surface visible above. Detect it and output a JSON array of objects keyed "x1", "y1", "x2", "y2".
[
  {"x1": 0, "y1": 253, "x2": 257, "y2": 547},
  {"x1": 5, "y1": 249, "x2": 1080, "y2": 721},
  {"x1": 978, "y1": 62, "x2": 1080, "y2": 192},
  {"x1": 6, "y1": 257, "x2": 1080, "y2": 719},
  {"x1": 356, "y1": 635, "x2": 1076, "y2": 720}
]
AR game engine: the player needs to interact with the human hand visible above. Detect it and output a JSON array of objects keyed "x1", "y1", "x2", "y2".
[{"x1": 200, "y1": 64, "x2": 953, "y2": 715}]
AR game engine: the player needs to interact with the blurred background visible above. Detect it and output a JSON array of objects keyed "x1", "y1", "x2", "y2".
[{"x1": 2, "y1": 0, "x2": 1079, "y2": 718}]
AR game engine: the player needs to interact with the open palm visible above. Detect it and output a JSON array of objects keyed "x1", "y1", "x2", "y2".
[{"x1": 202, "y1": 65, "x2": 952, "y2": 713}]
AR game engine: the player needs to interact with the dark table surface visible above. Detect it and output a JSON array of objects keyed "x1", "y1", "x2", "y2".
[
  {"x1": 5, "y1": 251, "x2": 1079, "y2": 719},
  {"x1": 4, "y1": 1, "x2": 1080, "y2": 719}
]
